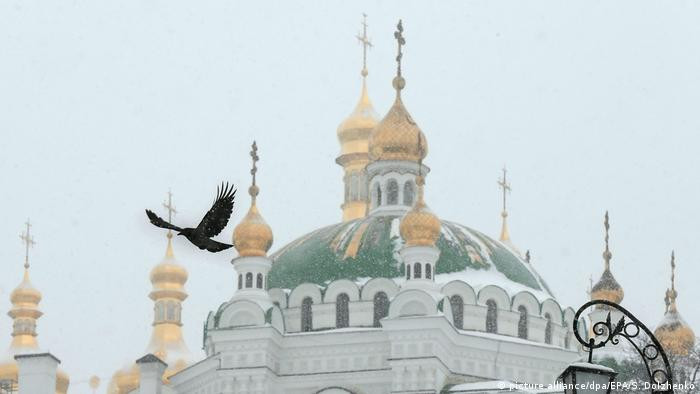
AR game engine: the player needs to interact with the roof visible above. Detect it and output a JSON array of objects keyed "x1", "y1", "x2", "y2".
[{"x1": 268, "y1": 214, "x2": 555, "y2": 297}]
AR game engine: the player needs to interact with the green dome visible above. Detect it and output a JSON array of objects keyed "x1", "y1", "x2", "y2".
[{"x1": 269, "y1": 214, "x2": 554, "y2": 297}]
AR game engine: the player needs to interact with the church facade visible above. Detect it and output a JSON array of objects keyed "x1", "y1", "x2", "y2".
[{"x1": 5, "y1": 17, "x2": 696, "y2": 394}]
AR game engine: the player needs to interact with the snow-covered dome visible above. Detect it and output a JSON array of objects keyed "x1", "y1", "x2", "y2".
[{"x1": 269, "y1": 214, "x2": 554, "y2": 300}]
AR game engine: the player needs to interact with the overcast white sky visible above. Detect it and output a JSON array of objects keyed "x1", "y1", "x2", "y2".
[{"x1": 2, "y1": 0, "x2": 699, "y2": 392}]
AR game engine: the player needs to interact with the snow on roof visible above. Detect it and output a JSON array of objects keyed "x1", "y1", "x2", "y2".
[{"x1": 435, "y1": 269, "x2": 554, "y2": 303}]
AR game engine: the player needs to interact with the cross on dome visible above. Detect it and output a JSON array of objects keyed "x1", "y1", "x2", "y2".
[{"x1": 19, "y1": 219, "x2": 35, "y2": 269}]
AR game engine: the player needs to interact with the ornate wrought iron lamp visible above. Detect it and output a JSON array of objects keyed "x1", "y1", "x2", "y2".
[{"x1": 558, "y1": 299, "x2": 674, "y2": 394}]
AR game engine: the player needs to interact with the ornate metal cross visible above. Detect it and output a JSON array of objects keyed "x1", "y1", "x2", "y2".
[
  {"x1": 356, "y1": 13, "x2": 372, "y2": 77},
  {"x1": 497, "y1": 167, "x2": 511, "y2": 213},
  {"x1": 19, "y1": 219, "x2": 35, "y2": 269}
]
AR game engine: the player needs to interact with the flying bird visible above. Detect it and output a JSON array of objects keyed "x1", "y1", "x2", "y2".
[{"x1": 146, "y1": 183, "x2": 236, "y2": 253}]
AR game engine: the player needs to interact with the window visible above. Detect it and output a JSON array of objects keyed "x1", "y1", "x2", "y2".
[
  {"x1": 351, "y1": 174, "x2": 360, "y2": 201},
  {"x1": 450, "y1": 295, "x2": 464, "y2": 329},
  {"x1": 486, "y1": 299, "x2": 498, "y2": 333},
  {"x1": 256, "y1": 273, "x2": 263, "y2": 289},
  {"x1": 166, "y1": 302, "x2": 175, "y2": 321},
  {"x1": 373, "y1": 292, "x2": 389, "y2": 327},
  {"x1": 374, "y1": 183, "x2": 382, "y2": 207},
  {"x1": 245, "y1": 272, "x2": 253, "y2": 288},
  {"x1": 425, "y1": 264, "x2": 432, "y2": 280},
  {"x1": 238, "y1": 274, "x2": 242, "y2": 290},
  {"x1": 544, "y1": 313, "x2": 553, "y2": 344},
  {"x1": 406, "y1": 264, "x2": 411, "y2": 280},
  {"x1": 155, "y1": 302, "x2": 165, "y2": 321},
  {"x1": 403, "y1": 181, "x2": 415, "y2": 206},
  {"x1": 336, "y1": 293, "x2": 349, "y2": 328},
  {"x1": 414, "y1": 262, "x2": 422, "y2": 279},
  {"x1": 301, "y1": 297, "x2": 313, "y2": 332},
  {"x1": 387, "y1": 179, "x2": 399, "y2": 205},
  {"x1": 517, "y1": 305, "x2": 528, "y2": 339}
]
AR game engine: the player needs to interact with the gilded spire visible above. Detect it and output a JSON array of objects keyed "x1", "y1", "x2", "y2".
[
  {"x1": 9, "y1": 220, "x2": 42, "y2": 350},
  {"x1": 19, "y1": 219, "x2": 35, "y2": 270},
  {"x1": 497, "y1": 167, "x2": 511, "y2": 242},
  {"x1": 392, "y1": 19, "x2": 406, "y2": 95},
  {"x1": 590, "y1": 211, "x2": 624, "y2": 305},
  {"x1": 336, "y1": 15, "x2": 379, "y2": 221},
  {"x1": 368, "y1": 19, "x2": 427, "y2": 163},
  {"x1": 233, "y1": 141, "x2": 273, "y2": 257},
  {"x1": 655, "y1": 251, "x2": 695, "y2": 355},
  {"x1": 667, "y1": 250, "x2": 678, "y2": 312},
  {"x1": 357, "y1": 13, "x2": 372, "y2": 78},
  {"x1": 600, "y1": 211, "x2": 613, "y2": 272}
]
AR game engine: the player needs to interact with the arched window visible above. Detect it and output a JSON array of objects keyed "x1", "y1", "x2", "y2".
[
  {"x1": 301, "y1": 297, "x2": 313, "y2": 332},
  {"x1": 256, "y1": 273, "x2": 263, "y2": 289},
  {"x1": 166, "y1": 302, "x2": 175, "y2": 321},
  {"x1": 155, "y1": 302, "x2": 165, "y2": 322},
  {"x1": 374, "y1": 183, "x2": 382, "y2": 207},
  {"x1": 387, "y1": 179, "x2": 399, "y2": 205},
  {"x1": 413, "y1": 262, "x2": 422, "y2": 279},
  {"x1": 350, "y1": 174, "x2": 360, "y2": 201},
  {"x1": 406, "y1": 264, "x2": 411, "y2": 280},
  {"x1": 450, "y1": 295, "x2": 464, "y2": 329},
  {"x1": 403, "y1": 181, "x2": 415, "y2": 206},
  {"x1": 373, "y1": 292, "x2": 389, "y2": 327},
  {"x1": 517, "y1": 305, "x2": 528, "y2": 339},
  {"x1": 425, "y1": 264, "x2": 432, "y2": 280},
  {"x1": 245, "y1": 272, "x2": 253, "y2": 288},
  {"x1": 486, "y1": 299, "x2": 498, "y2": 333},
  {"x1": 336, "y1": 293, "x2": 350, "y2": 328},
  {"x1": 238, "y1": 274, "x2": 242, "y2": 290},
  {"x1": 544, "y1": 313, "x2": 553, "y2": 344}
]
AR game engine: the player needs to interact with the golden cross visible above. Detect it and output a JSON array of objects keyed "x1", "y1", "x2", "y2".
[
  {"x1": 162, "y1": 190, "x2": 177, "y2": 238},
  {"x1": 19, "y1": 219, "x2": 36, "y2": 269},
  {"x1": 603, "y1": 211, "x2": 611, "y2": 269},
  {"x1": 394, "y1": 20, "x2": 405, "y2": 77},
  {"x1": 670, "y1": 250, "x2": 676, "y2": 292},
  {"x1": 356, "y1": 13, "x2": 372, "y2": 77},
  {"x1": 249, "y1": 141, "x2": 260, "y2": 202},
  {"x1": 497, "y1": 167, "x2": 511, "y2": 213}
]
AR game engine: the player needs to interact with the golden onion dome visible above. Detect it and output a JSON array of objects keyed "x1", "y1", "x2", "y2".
[
  {"x1": 109, "y1": 364, "x2": 139, "y2": 394},
  {"x1": 400, "y1": 176, "x2": 440, "y2": 247},
  {"x1": 56, "y1": 369, "x2": 70, "y2": 393},
  {"x1": 337, "y1": 80, "x2": 379, "y2": 150},
  {"x1": 149, "y1": 239, "x2": 188, "y2": 287},
  {"x1": 10, "y1": 269, "x2": 42, "y2": 306},
  {"x1": 590, "y1": 268, "x2": 624, "y2": 304},
  {"x1": 655, "y1": 304, "x2": 695, "y2": 356},
  {"x1": 233, "y1": 199, "x2": 273, "y2": 257},
  {"x1": 369, "y1": 94, "x2": 427, "y2": 162}
]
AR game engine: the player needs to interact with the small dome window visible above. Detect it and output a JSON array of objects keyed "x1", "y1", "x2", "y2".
[{"x1": 387, "y1": 179, "x2": 399, "y2": 205}]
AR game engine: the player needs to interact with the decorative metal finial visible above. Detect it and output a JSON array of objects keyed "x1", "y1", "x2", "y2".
[
  {"x1": 670, "y1": 250, "x2": 676, "y2": 292},
  {"x1": 249, "y1": 141, "x2": 260, "y2": 202},
  {"x1": 497, "y1": 167, "x2": 511, "y2": 241},
  {"x1": 603, "y1": 211, "x2": 612, "y2": 270},
  {"x1": 587, "y1": 275, "x2": 594, "y2": 297},
  {"x1": 356, "y1": 13, "x2": 372, "y2": 78},
  {"x1": 19, "y1": 219, "x2": 36, "y2": 270},
  {"x1": 162, "y1": 190, "x2": 177, "y2": 239},
  {"x1": 392, "y1": 19, "x2": 406, "y2": 93},
  {"x1": 497, "y1": 167, "x2": 511, "y2": 214}
]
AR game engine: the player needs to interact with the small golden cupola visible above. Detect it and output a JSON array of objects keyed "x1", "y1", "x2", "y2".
[
  {"x1": 0, "y1": 221, "x2": 69, "y2": 394},
  {"x1": 110, "y1": 192, "x2": 192, "y2": 394},
  {"x1": 400, "y1": 137, "x2": 440, "y2": 247},
  {"x1": 233, "y1": 141, "x2": 273, "y2": 257},
  {"x1": 655, "y1": 252, "x2": 695, "y2": 356},
  {"x1": 590, "y1": 212, "x2": 624, "y2": 306},
  {"x1": 336, "y1": 14, "x2": 380, "y2": 222},
  {"x1": 368, "y1": 20, "x2": 427, "y2": 163}
]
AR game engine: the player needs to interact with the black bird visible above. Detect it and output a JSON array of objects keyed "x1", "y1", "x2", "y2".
[{"x1": 146, "y1": 183, "x2": 236, "y2": 253}]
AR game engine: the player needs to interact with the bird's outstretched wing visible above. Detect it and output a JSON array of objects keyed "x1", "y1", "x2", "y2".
[
  {"x1": 196, "y1": 182, "x2": 236, "y2": 238},
  {"x1": 194, "y1": 237, "x2": 234, "y2": 253},
  {"x1": 146, "y1": 209, "x2": 182, "y2": 232}
]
